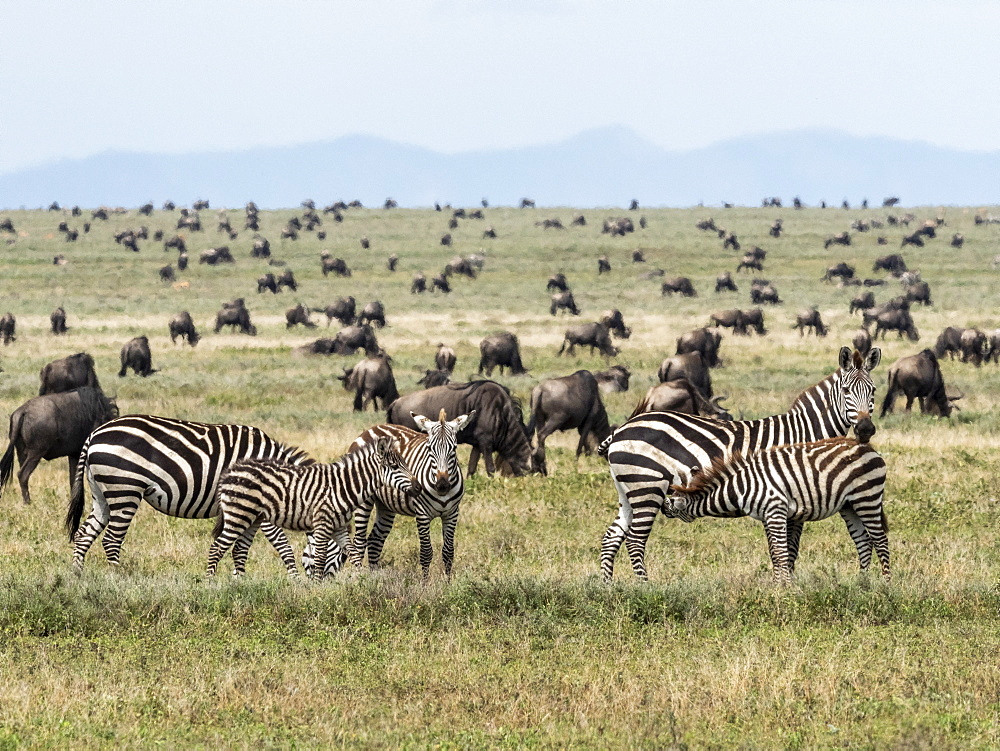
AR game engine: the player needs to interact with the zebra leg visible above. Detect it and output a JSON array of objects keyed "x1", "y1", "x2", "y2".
[
  {"x1": 366, "y1": 504, "x2": 397, "y2": 568},
  {"x1": 310, "y1": 532, "x2": 329, "y2": 582},
  {"x1": 351, "y1": 499, "x2": 376, "y2": 568},
  {"x1": 258, "y1": 522, "x2": 298, "y2": 577},
  {"x1": 840, "y1": 506, "x2": 873, "y2": 570},
  {"x1": 71, "y1": 478, "x2": 113, "y2": 572},
  {"x1": 762, "y1": 503, "x2": 791, "y2": 584},
  {"x1": 858, "y1": 503, "x2": 891, "y2": 582},
  {"x1": 623, "y1": 495, "x2": 664, "y2": 582},
  {"x1": 330, "y1": 526, "x2": 350, "y2": 575},
  {"x1": 441, "y1": 507, "x2": 459, "y2": 578},
  {"x1": 230, "y1": 521, "x2": 263, "y2": 577},
  {"x1": 786, "y1": 520, "x2": 805, "y2": 572},
  {"x1": 207, "y1": 514, "x2": 253, "y2": 577},
  {"x1": 600, "y1": 479, "x2": 633, "y2": 582},
  {"x1": 416, "y1": 513, "x2": 434, "y2": 579},
  {"x1": 100, "y1": 497, "x2": 142, "y2": 566}
]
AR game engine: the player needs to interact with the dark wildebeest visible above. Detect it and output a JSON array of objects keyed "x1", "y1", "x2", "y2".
[
  {"x1": 520, "y1": 198, "x2": 536, "y2": 209},
  {"x1": 793, "y1": 309, "x2": 828, "y2": 337},
  {"x1": 431, "y1": 274, "x2": 451, "y2": 293},
  {"x1": 881, "y1": 350, "x2": 961, "y2": 417},
  {"x1": 445, "y1": 256, "x2": 477, "y2": 279},
  {"x1": 715, "y1": 271, "x2": 738, "y2": 293},
  {"x1": 661, "y1": 277, "x2": 697, "y2": 297},
  {"x1": 750, "y1": 284, "x2": 782, "y2": 305},
  {"x1": 742, "y1": 309, "x2": 767, "y2": 335},
  {"x1": 168, "y1": 311, "x2": 200, "y2": 346},
  {"x1": 177, "y1": 252, "x2": 188, "y2": 270},
  {"x1": 387, "y1": 255, "x2": 399, "y2": 271},
  {"x1": 257, "y1": 273, "x2": 278, "y2": 294},
  {"x1": 357, "y1": 300, "x2": 386, "y2": 329},
  {"x1": 594, "y1": 365, "x2": 630, "y2": 393},
  {"x1": 722, "y1": 232, "x2": 740, "y2": 251},
  {"x1": 285, "y1": 304, "x2": 317, "y2": 329},
  {"x1": 0, "y1": 387, "x2": 118, "y2": 504},
  {"x1": 901, "y1": 232, "x2": 924, "y2": 248},
  {"x1": 50, "y1": 307, "x2": 67, "y2": 335},
  {"x1": 853, "y1": 329, "x2": 872, "y2": 357},
  {"x1": 572, "y1": 215, "x2": 586, "y2": 226},
  {"x1": 985, "y1": 330, "x2": 1000, "y2": 364},
  {"x1": 550, "y1": 291, "x2": 580, "y2": 316},
  {"x1": 478, "y1": 332, "x2": 527, "y2": 376},
  {"x1": 824, "y1": 232, "x2": 851, "y2": 249},
  {"x1": 159, "y1": 265, "x2": 175, "y2": 282},
  {"x1": 39, "y1": 353, "x2": 101, "y2": 395},
  {"x1": 959, "y1": 328, "x2": 988, "y2": 366},
  {"x1": 599, "y1": 309, "x2": 631, "y2": 339},
  {"x1": 535, "y1": 218, "x2": 565, "y2": 230},
  {"x1": 904, "y1": 281, "x2": 932, "y2": 306},
  {"x1": 736, "y1": 254, "x2": 764, "y2": 273},
  {"x1": 873, "y1": 254, "x2": 907, "y2": 276},
  {"x1": 823, "y1": 262, "x2": 855, "y2": 283},
  {"x1": 696, "y1": 218, "x2": 718, "y2": 232},
  {"x1": 546, "y1": 273, "x2": 570, "y2": 292},
  {"x1": 850, "y1": 291, "x2": 875, "y2": 314},
  {"x1": 199, "y1": 246, "x2": 233, "y2": 265},
  {"x1": 557, "y1": 322, "x2": 618, "y2": 358},
  {"x1": 525, "y1": 370, "x2": 612, "y2": 475},
  {"x1": 0, "y1": 313, "x2": 16, "y2": 345},
  {"x1": 629, "y1": 378, "x2": 732, "y2": 421},
  {"x1": 333, "y1": 324, "x2": 380, "y2": 356},
  {"x1": 411, "y1": 273, "x2": 427, "y2": 294},
  {"x1": 118, "y1": 336, "x2": 155, "y2": 377},
  {"x1": 657, "y1": 351, "x2": 713, "y2": 398},
  {"x1": 418, "y1": 369, "x2": 452, "y2": 388},
  {"x1": 165, "y1": 234, "x2": 187, "y2": 253},
  {"x1": 319, "y1": 256, "x2": 351, "y2": 277},
  {"x1": 934, "y1": 326, "x2": 966, "y2": 360},
  {"x1": 951, "y1": 233, "x2": 964, "y2": 248},
  {"x1": 293, "y1": 338, "x2": 337, "y2": 356},
  {"x1": 632, "y1": 249, "x2": 646, "y2": 263},
  {"x1": 676, "y1": 328, "x2": 722, "y2": 367},
  {"x1": 597, "y1": 255, "x2": 611, "y2": 274},
  {"x1": 339, "y1": 354, "x2": 399, "y2": 411},
  {"x1": 316, "y1": 296, "x2": 356, "y2": 327},
  {"x1": 709, "y1": 309, "x2": 748, "y2": 336},
  {"x1": 440, "y1": 233, "x2": 452, "y2": 247},
  {"x1": 214, "y1": 304, "x2": 257, "y2": 335},
  {"x1": 769, "y1": 219, "x2": 783, "y2": 237},
  {"x1": 872, "y1": 309, "x2": 919, "y2": 341},
  {"x1": 387, "y1": 380, "x2": 533, "y2": 477},
  {"x1": 435, "y1": 344, "x2": 456, "y2": 373},
  {"x1": 483, "y1": 226, "x2": 498, "y2": 239},
  {"x1": 251, "y1": 235, "x2": 271, "y2": 258},
  {"x1": 277, "y1": 269, "x2": 297, "y2": 292}
]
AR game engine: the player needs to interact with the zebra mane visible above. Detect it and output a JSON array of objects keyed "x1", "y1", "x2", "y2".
[
  {"x1": 670, "y1": 452, "x2": 749, "y2": 496},
  {"x1": 277, "y1": 442, "x2": 316, "y2": 466},
  {"x1": 789, "y1": 372, "x2": 838, "y2": 412}
]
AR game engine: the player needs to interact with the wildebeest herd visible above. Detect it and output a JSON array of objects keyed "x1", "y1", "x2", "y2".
[{"x1": 1, "y1": 197, "x2": 998, "y2": 584}]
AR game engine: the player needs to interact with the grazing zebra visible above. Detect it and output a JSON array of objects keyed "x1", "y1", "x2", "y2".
[
  {"x1": 209, "y1": 437, "x2": 418, "y2": 580},
  {"x1": 663, "y1": 437, "x2": 889, "y2": 583},
  {"x1": 599, "y1": 346, "x2": 881, "y2": 582},
  {"x1": 66, "y1": 415, "x2": 313, "y2": 572}
]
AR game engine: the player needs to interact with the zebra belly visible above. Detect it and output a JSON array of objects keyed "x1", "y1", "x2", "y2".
[{"x1": 372, "y1": 484, "x2": 462, "y2": 519}]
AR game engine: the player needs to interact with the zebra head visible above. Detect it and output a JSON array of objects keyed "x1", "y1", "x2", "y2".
[
  {"x1": 836, "y1": 346, "x2": 881, "y2": 443},
  {"x1": 411, "y1": 409, "x2": 475, "y2": 493},
  {"x1": 661, "y1": 493, "x2": 697, "y2": 523},
  {"x1": 374, "y1": 437, "x2": 420, "y2": 497}
]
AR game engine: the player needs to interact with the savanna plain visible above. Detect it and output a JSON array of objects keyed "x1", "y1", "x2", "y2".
[{"x1": 1, "y1": 201, "x2": 1000, "y2": 748}]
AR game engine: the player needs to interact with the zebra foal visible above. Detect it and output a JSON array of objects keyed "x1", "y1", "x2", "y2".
[
  {"x1": 663, "y1": 437, "x2": 889, "y2": 584},
  {"x1": 209, "y1": 437, "x2": 418, "y2": 579}
]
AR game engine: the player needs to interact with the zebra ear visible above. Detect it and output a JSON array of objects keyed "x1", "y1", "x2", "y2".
[
  {"x1": 411, "y1": 411, "x2": 433, "y2": 433},
  {"x1": 838, "y1": 346, "x2": 852, "y2": 370},
  {"x1": 374, "y1": 436, "x2": 391, "y2": 458},
  {"x1": 865, "y1": 347, "x2": 881, "y2": 371},
  {"x1": 452, "y1": 411, "x2": 475, "y2": 431}
]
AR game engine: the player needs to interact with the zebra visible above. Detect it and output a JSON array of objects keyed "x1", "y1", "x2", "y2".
[
  {"x1": 599, "y1": 346, "x2": 881, "y2": 582},
  {"x1": 66, "y1": 415, "x2": 313, "y2": 573},
  {"x1": 209, "y1": 437, "x2": 418, "y2": 580},
  {"x1": 662, "y1": 437, "x2": 890, "y2": 583}
]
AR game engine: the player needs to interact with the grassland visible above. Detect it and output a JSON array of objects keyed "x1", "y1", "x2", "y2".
[{"x1": 1, "y1": 201, "x2": 1000, "y2": 748}]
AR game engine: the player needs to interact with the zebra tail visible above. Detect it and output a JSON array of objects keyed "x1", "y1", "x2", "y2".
[
  {"x1": 212, "y1": 514, "x2": 225, "y2": 539},
  {"x1": 65, "y1": 435, "x2": 93, "y2": 541},
  {"x1": 881, "y1": 508, "x2": 889, "y2": 533},
  {"x1": 596, "y1": 432, "x2": 615, "y2": 457},
  {"x1": 0, "y1": 412, "x2": 22, "y2": 496}
]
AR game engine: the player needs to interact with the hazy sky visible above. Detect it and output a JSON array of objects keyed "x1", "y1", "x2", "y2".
[{"x1": 3, "y1": 0, "x2": 998, "y2": 175}]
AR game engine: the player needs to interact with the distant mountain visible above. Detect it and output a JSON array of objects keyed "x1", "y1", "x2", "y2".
[{"x1": 1, "y1": 126, "x2": 997, "y2": 209}]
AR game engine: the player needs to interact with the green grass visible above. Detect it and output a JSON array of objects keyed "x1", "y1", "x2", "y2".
[{"x1": 1, "y1": 203, "x2": 1000, "y2": 747}]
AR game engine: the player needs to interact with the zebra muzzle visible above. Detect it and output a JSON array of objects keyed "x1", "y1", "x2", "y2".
[
  {"x1": 406, "y1": 480, "x2": 422, "y2": 498},
  {"x1": 854, "y1": 413, "x2": 876, "y2": 443},
  {"x1": 434, "y1": 471, "x2": 450, "y2": 493}
]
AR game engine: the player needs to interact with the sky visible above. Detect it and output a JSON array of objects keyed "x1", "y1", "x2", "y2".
[{"x1": 3, "y1": 0, "x2": 999, "y2": 175}]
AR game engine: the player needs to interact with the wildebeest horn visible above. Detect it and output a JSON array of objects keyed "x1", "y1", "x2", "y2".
[{"x1": 713, "y1": 395, "x2": 728, "y2": 404}]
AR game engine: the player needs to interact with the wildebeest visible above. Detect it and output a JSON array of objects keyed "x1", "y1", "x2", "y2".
[
  {"x1": 316, "y1": 296, "x2": 356, "y2": 327},
  {"x1": 696, "y1": 218, "x2": 718, "y2": 232},
  {"x1": 333, "y1": 324, "x2": 380, "y2": 356},
  {"x1": 769, "y1": 219, "x2": 783, "y2": 237},
  {"x1": 50, "y1": 307, "x2": 67, "y2": 335},
  {"x1": 159, "y1": 264, "x2": 175, "y2": 282},
  {"x1": 632, "y1": 249, "x2": 646, "y2": 263},
  {"x1": 933, "y1": 326, "x2": 966, "y2": 361},
  {"x1": 199, "y1": 246, "x2": 233, "y2": 265},
  {"x1": 483, "y1": 226, "x2": 498, "y2": 239},
  {"x1": 557, "y1": 322, "x2": 618, "y2": 358},
  {"x1": 546, "y1": 273, "x2": 569, "y2": 292},
  {"x1": 251, "y1": 235, "x2": 271, "y2": 258},
  {"x1": 852, "y1": 329, "x2": 872, "y2": 357},
  {"x1": 849, "y1": 291, "x2": 875, "y2": 314},
  {"x1": 572, "y1": 215, "x2": 586, "y2": 226},
  {"x1": 0, "y1": 387, "x2": 118, "y2": 504},
  {"x1": 599, "y1": 309, "x2": 631, "y2": 339},
  {"x1": 118, "y1": 336, "x2": 155, "y2": 377},
  {"x1": 478, "y1": 332, "x2": 527, "y2": 376},
  {"x1": 603, "y1": 217, "x2": 634, "y2": 236},
  {"x1": 736, "y1": 254, "x2": 764, "y2": 273},
  {"x1": 657, "y1": 351, "x2": 712, "y2": 398},
  {"x1": 741, "y1": 308, "x2": 767, "y2": 335},
  {"x1": 597, "y1": 255, "x2": 611, "y2": 274},
  {"x1": 317, "y1": 255, "x2": 351, "y2": 277},
  {"x1": 722, "y1": 232, "x2": 740, "y2": 251},
  {"x1": 709, "y1": 309, "x2": 748, "y2": 336},
  {"x1": 411, "y1": 273, "x2": 427, "y2": 294},
  {"x1": 661, "y1": 277, "x2": 697, "y2": 297},
  {"x1": 676, "y1": 328, "x2": 722, "y2": 367},
  {"x1": 257, "y1": 273, "x2": 278, "y2": 294},
  {"x1": 0, "y1": 313, "x2": 15, "y2": 344},
  {"x1": 431, "y1": 274, "x2": 451, "y2": 293},
  {"x1": 435, "y1": 343, "x2": 456, "y2": 373},
  {"x1": 445, "y1": 256, "x2": 477, "y2": 279},
  {"x1": 959, "y1": 328, "x2": 988, "y2": 366},
  {"x1": 214, "y1": 303, "x2": 257, "y2": 336},
  {"x1": 535, "y1": 218, "x2": 564, "y2": 230},
  {"x1": 177, "y1": 252, "x2": 188, "y2": 270},
  {"x1": 824, "y1": 232, "x2": 851, "y2": 248},
  {"x1": 881, "y1": 349, "x2": 961, "y2": 417},
  {"x1": 525, "y1": 370, "x2": 612, "y2": 475},
  {"x1": 589, "y1": 365, "x2": 629, "y2": 395},
  {"x1": 823, "y1": 262, "x2": 855, "y2": 283},
  {"x1": 951, "y1": 233, "x2": 964, "y2": 248},
  {"x1": 871, "y1": 309, "x2": 919, "y2": 341},
  {"x1": 339, "y1": 354, "x2": 399, "y2": 411},
  {"x1": 281, "y1": 224, "x2": 299, "y2": 241},
  {"x1": 39, "y1": 353, "x2": 101, "y2": 395},
  {"x1": 901, "y1": 232, "x2": 925, "y2": 248},
  {"x1": 387, "y1": 254, "x2": 399, "y2": 271},
  {"x1": 715, "y1": 271, "x2": 738, "y2": 293},
  {"x1": 285, "y1": 304, "x2": 317, "y2": 329},
  {"x1": 750, "y1": 283, "x2": 782, "y2": 305},
  {"x1": 293, "y1": 338, "x2": 337, "y2": 356},
  {"x1": 357, "y1": 300, "x2": 386, "y2": 329},
  {"x1": 629, "y1": 378, "x2": 732, "y2": 420},
  {"x1": 871, "y1": 254, "x2": 907, "y2": 278},
  {"x1": 417, "y1": 369, "x2": 452, "y2": 388},
  {"x1": 168, "y1": 311, "x2": 200, "y2": 346},
  {"x1": 276, "y1": 269, "x2": 297, "y2": 292},
  {"x1": 440, "y1": 233, "x2": 452, "y2": 246},
  {"x1": 793, "y1": 308, "x2": 828, "y2": 337},
  {"x1": 904, "y1": 281, "x2": 932, "y2": 306},
  {"x1": 550, "y1": 291, "x2": 580, "y2": 316},
  {"x1": 387, "y1": 380, "x2": 532, "y2": 476}
]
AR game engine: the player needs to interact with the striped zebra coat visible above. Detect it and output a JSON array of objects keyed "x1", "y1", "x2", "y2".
[
  {"x1": 663, "y1": 437, "x2": 889, "y2": 583},
  {"x1": 66, "y1": 415, "x2": 313, "y2": 572},
  {"x1": 600, "y1": 346, "x2": 881, "y2": 581},
  {"x1": 210, "y1": 437, "x2": 418, "y2": 580}
]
